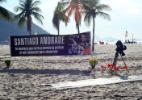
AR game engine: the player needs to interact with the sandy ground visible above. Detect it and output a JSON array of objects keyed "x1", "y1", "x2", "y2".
[{"x1": 0, "y1": 44, "x2": 142, "y2": 100}]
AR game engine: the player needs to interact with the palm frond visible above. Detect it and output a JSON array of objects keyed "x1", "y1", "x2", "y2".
[
  {"x1": 0, "y1": 6, "x2": 12, "y2": 21},
  {"x1": 74, "y1": 9, "x2": 81, "y2": 22},
  {"x1": 59, "y1": 11, "x2": 69, "y2": 26},
  {"x1": 19, "y1": 3, "x2": 25, "y2": 8},
  {"x1": 31, "y1": 0, "x2": 41, "y2": 7},
  {"x1": 31, "y1": 7, "x2": 42, "y2": 13},
  {"x1": 14, "y1": 11, "x2": 25, "y2": 20},
  {"x1": 83, "y1": 0, "x2": 111, "y2": 25},
  {"x1": 84, "y1": 12, "x2": 92, "y2": 26},
  {"x1": 18, "y1": 16, "x2": 26, "y2": 27},
  {"x1": 82, "y1": 0, "x2": 111, "y2": 50},
  {"x1": 97, "y1": 11, "x2": 111, "y2": 20},
  {"x1": 0, "y1": 0, "x2": 6, "y2": 2},
  {"x1": 31, "y1": 12, "x2": 44, "y2": 24},
  {"x1": 19, "y1": 0, "x2": 25, "y2": 4},
  {"x1": 52, "y1": 13, "x2": 59, "y2": 30},
  {"x1": 82, "y1": 0, "x2": 99, "y2": 9},
  {"x1": 14, "y1": 6, "x2": 24, "y2": 12},
  {"x1": 54, "y1": 2, "x2": 65, "y2": 14},
  {"x1": 63, "y1": 0, "x2": 84, "y2": 33},
  {"x1": 68, "y1": 7, "x2": 73, "y2": 17},
  {"x1": 96, "y1": 4, "x2": 112, "y2": 11},
  {"x1": 53, "y1": 1, "x2": 69, "y2": 28},
  {"x1": 59, "y1": 0, "x2": 69, "y2": 6},
  {"x1": 15, "y1": 0, "x2": 44, "y2": 33}
]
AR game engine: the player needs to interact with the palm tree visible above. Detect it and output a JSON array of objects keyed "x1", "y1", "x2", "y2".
[
  {"x1": 52, "y1": 2, "x2": 69, "y2": 35},
  {"x1": 63, "y1": 0, "x2": 83, "y2": 34},
  {"x1": 83, "y1": 0, "x2": 111, "y2": 52},
  {"x1": 0, "y1": 0, "x2": 11, "y2": 21},
  {"x1": 14, "y1": 0, "x2": 44, "y2": 35}
]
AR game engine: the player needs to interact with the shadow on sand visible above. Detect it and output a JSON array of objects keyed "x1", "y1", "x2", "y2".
[{"x1": 0, "y1": 68, "x2": 91, "y2": 76}]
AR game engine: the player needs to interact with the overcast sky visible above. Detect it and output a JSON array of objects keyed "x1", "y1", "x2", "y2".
[{"x1": 1, "y1": 0, "x2": 142, "y2": 41}]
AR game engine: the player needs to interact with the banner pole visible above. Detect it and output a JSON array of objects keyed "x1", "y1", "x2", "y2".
[
  {"x1": 42, "y1": 51, "x2": 43, "y2": 68},
  {"x1": 90, "y1": 31, "x2": 93, "y2": 57},
  {"x1": 42, "y1": 55, "x2": 43, "y2": 68}
]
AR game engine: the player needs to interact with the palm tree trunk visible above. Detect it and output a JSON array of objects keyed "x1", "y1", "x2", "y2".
[
  {"x1": 27, "y1": 17, "x2": 32, "y2": 35},
  {"x1": 30, "y1": 30, "x2": 32, "y2": 35},
  {"x1": 78, "y1": 25, "x2": 80, "y2": 34},
  {"x1": 76, "y1": 22, "x2": 80, "y2": 34},
  {"x1": 78, "y1": 24, "x2": 80, "y2": 34},
  {"x1": 58, "y1": 23, "x2": 60, "y2": 35},
  {"x1": 27, "y1": 23, "x2": 32, "y2": 35},
  {"x1": 92, "y1": 17, "x2": 95, "y2": 52}
]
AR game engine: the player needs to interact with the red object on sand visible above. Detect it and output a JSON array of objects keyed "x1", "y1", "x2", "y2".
[
  {"x1": 114, "y1": 66, "x2": 120, "y2": 71},
  {"x1": 84, "y1": 48, "x2": 90, "y2": 55},
  {"x1": 112, "y1": 66, "x2": 116, "y2": 70},
  {"x1": 100, "y1": 65, "x2": 106, "y2": 69},
  {"x1": 123, "y1": 65, "x2": 128, "y2": 69},
  {"x1": 116, "y1": 66, "x2": 120, "y2": 71},
  {"x1": 107, "y1": 63, "x2": 113, "y2": 68},
  {"x1": 99, "y1": 41, "x2": 104, "y2": 44}
]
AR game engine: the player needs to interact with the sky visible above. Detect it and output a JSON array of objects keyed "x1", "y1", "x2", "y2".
[{"x1": 1, "y1": 0, "x2": 142, "y2": 41}]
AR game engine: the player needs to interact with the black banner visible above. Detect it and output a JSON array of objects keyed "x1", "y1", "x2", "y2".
[{"x1": 10, "y1": 32, "x2": 91, "y2": 56}]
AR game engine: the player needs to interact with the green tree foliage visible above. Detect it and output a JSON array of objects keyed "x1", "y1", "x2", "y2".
[
  {"x1": 0, "y1": 0, "x2": 12, "y2": 21},
  {"x1": 14, "y1": 0, "x2": 44, "y2": 35},
  {"x1": 63, "y1": 0, "x2": 83, "y2": 34},
  {"x1": 83, "y1": 0, "x2": 111, "y2": 51},
  {"x1": 52, "y1": 2, "x2": 69, "y2": 35}
]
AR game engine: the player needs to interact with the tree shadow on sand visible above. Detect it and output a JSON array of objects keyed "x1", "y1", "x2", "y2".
[{"x1": 0, "y1": 68, "x2": 91, "y2": 76}]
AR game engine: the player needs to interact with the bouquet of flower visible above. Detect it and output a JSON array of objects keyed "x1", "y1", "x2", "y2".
[
  {"x1": 100, "y1": 63, "x2": 129, "y2": 76},
  {"x1": 89, "y1": 58, "x2": 99, "y2": 69}
]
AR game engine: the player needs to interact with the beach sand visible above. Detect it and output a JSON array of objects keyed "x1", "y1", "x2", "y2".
[{"x1": 0, "y1": 44, "x2": 142, "y2": 100}]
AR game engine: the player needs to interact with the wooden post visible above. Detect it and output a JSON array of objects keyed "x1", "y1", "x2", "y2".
[
  {"x1": 110, "y1": 52, "x2": 119, "y2": 75},
  {"x1": 113, "y1": 52, "x2": 119, "y2": 66}
]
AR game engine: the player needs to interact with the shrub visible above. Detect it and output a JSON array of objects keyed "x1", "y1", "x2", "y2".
[
  {"x1": 89, "y1": 58, "x2": 99, "y2": 69},
  {"x1": 4, "y1": 59, "x2": 11, "y2": 68}
]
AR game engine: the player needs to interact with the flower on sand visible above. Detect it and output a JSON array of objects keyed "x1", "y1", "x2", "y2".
[
  {"x1": 107, "y1": 63, "x2": 113, "y2": 68},
  {"x1": 112, "y1": 66, "x2": 120, "y2": 72},
  {"x1": 100, "y1": 64, "x2": 106, "y2": 69},
  {"x1": 89, "y1": 58, "x2": 99, "y2": 69},
  {"x1": 123, "y1": 65, "x2": 128, "y2": 69},
  {"x1": 107, "y1": 63, "x2": 120, "y2": 72}
]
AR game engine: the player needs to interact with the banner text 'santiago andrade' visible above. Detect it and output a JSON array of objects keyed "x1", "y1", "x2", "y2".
[{"x1": 10, "y1": 32, "x2": 91, "y2": 56}]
